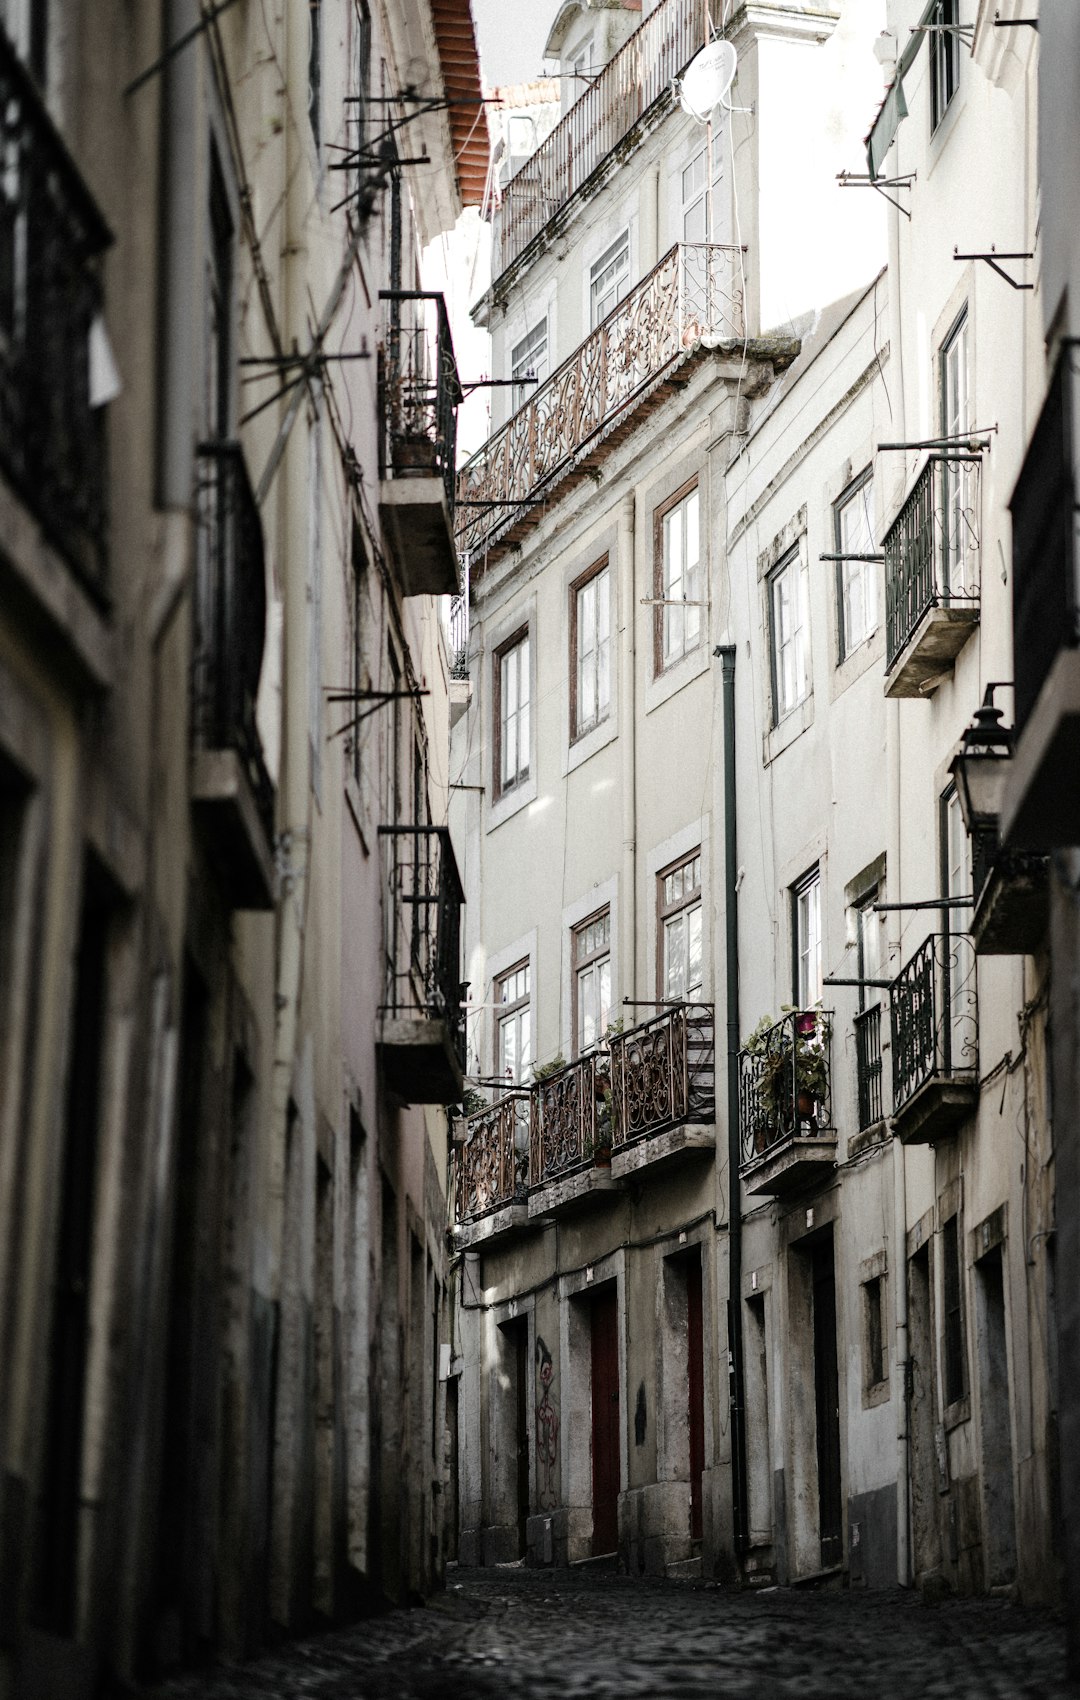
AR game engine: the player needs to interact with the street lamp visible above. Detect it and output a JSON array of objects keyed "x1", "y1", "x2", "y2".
[{"x1": 948, "y1": 685, "x2": 1014, "y2": 899}]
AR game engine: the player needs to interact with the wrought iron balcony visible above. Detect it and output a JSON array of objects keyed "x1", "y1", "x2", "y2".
[
  {"x1": 0, "y1": 25, "x2": 111, "y2": 596},
  {"x1": 448, "y1": 590, "x2": 469, "y2": 681},
  {"x1": 1001, "y1": 347, "x2": 1080, "y2": 848},
  {"x1": 494, "y1": 0, "x2": 721, "y2": 276},
  {"x1": 454, "y1": 1092, "x2": 530, "y2": 1243},
  {"x1": 739, "y1": 1010, "x2": 836, "y2": 1197},
  {"x1": 530, "y1": 1052, "x2": 607, "y2": 1191},
  {"x1": 378, "y1": 289, "x2": 462, "y2": 596},
  {"x1": 456, "y1": 243, "x2": 744, "y2": 560},
  {"x1": 884, "y1": 454, "x2": 981, "y2": 696},
  {"x1": 608, "y1": 1003, "x2": 715, "y2": 1175},
  {"x1": 854, "y1": 1003, "x2": 885, "y2": 1131},
  {"x1": 889, "y1": 932, "x2": 977, "y2": 1143},
  {"x1": 378, "y1": 825, "x2": 466, "y2": 1104},
  {"x1": 191, "y1": 443, "x2": 276, "y2": 909}
]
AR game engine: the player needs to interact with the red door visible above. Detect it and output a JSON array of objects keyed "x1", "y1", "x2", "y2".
[
  {"x1": 687, "y1": 1255, "x2": 705, "y2": 1541},
  {"x1": 590, "y1": 1287, "x2": 620, "y2": 1555}
]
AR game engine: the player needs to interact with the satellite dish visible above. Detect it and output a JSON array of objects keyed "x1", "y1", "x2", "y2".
[{"x1": 678, "y1": 40, "x2": 737, "y2": 122}]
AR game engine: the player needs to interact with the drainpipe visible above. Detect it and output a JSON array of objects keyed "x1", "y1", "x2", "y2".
[
  {"x1": 718, "y1": 644, "x2": 748, "y2": 1555},
  {"x1": 894, "y1": 1134, "x2": 910, "y2": 1585},
  {"x1": 619, "y1": 492, "x2": 637, "y2": 1005}
]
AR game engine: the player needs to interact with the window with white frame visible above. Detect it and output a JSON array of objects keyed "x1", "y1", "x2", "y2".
[
  {"x1": 769, "y1": 548, "x2": 810, "y2": 723},
  {"x1": 495, "y1": 630, "x2": 530, "y2": 799},
  {"x1": 573, "y1": 910, "x2": 611, "y2": 1054},
  {"x1": 495, "y1": 961, "x2": 531, "y2": 1082},
  {"x1": 590, "y1": 231, "x2": 630, "y2": 328},
  {"x1": 793, "y1": 868, "x2": 822, "y2": 1008},
  {"x1": 511, "y1": 317, "x2": 548, "y2": 410},
  {"x1": 682, "y1": 147, "x2": 708, "y2": 243},
  {"x1": 655, "y1": 481, "x2": 702, "y2": 673},
  {"x1": 940, "y1": 309, "x2": 973, "y2": 595},
  {"x1": 929, "y1": 0, "x2": 960, "y2": 133},
  {"x1": 834, "y1": 472, "x2": 878, "y2": 661},
  {"x1": 659, "y1": 851, "x2": 702, "y2": 1001},
  {"x1": 571, "y1": 561, "x2": 611, "y2": 740}
]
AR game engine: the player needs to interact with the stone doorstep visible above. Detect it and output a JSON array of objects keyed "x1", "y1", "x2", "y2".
[{"x1": 609, "y1": 1121, "x2": 715, "y2": 1180}]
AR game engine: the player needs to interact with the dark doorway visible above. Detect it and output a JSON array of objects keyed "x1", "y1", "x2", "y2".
[
  {"x1": 32, "y1": 862, "x2": 109, "y2": 1634},
  {"x1": 687, "y1": 1254, "x2": 705, "y2": 1541},
  {"x1": 590, "y1": 1286, "x2": 620, "y2": 1556},
  {"x1": 975, "y1": 1246, "x2": 1017, "y2": 1586},
  {"x1": 811, "y1": 1237, "x2": 842, "y2": 1568},
  {"x1": 908, "y1": 1243, "x2": 942, "y2": 1580},
  {"x1": 511, "y1": 1321, "x2": 529, "y2": 1556}
]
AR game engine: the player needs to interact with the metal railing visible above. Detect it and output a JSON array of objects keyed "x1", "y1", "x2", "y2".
[
  {"x1": 456, "y1": 243, "x2": 742, "y2": 557},
  {"x1": 1010, "y1": 348, "x2": 1079, "y2": 736},
  {"x1": 455, "y1": 1092, "x2": 530, "y2": 1222},
  {"x1": 0, "y1": 25, "x2": 111, "y2": 595},
  {"x1": 609, "y1": 1003, "x2": 714, "y2": 1148},
  {"x1": 530, "y1": 1052, "x2": 602, "y2": 1186},
  {"x1": 739, "y1": 1010, "x2": 834, "y2": 1168},
  {"x1": 854, "y1": 1003, "x2": 884, "y2": 1130},
  {"x1": 889, "y1": 933, "x2": 977, "y2": 1114},
  {"x1": 379, "y1": 825, "x2": 466, "y2": 1067},
  {"x1": 193, "y1": 443, "x2": 275, "y2": 841},
  {"x1": 448, "y1": 590, "x2": 469, "y2": 680},
  {"x1": 494, "y1": 0, "x2": 721, "y2": 275},
  {"x1": 884, "y1": 454, "x2": 981, "y2": 671},
  {"x1": 379, "y1": 290, "x2": 462, "y2": 515}
]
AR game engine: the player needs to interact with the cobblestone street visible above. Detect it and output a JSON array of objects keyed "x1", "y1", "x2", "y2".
[{"x1": 147, "y1": 1565, "x2": 1075, "y2": 1700}]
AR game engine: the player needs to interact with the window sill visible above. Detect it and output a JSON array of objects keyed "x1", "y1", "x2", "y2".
[
  {"x1": 862, "y1": 1376, "x2": 890, "y2": 1412},
  {"x1": 830, "y1": 624, "x2": 884, "y2": 703},
  {"x1": 564, "y1": 713, "x2": 618, "y2": 776},
  {"x1": 943, "y1": 1394, "x2": 970, "y2": 1433},
  {"x1": 644, "y1": 642, "x2": 711, "y2": 716},
  {"x1": 487, "y1": 772, "x2": 538, "y2": 834},
  {"x1": 764, "y1": 693, "x2": 814, "y2": 764}
]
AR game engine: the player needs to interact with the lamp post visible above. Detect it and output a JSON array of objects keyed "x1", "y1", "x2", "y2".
[{"x1": 948, "y1": 685, "x2": 1015, "y2": 897}]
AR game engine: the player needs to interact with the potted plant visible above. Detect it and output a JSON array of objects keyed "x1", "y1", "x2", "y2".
[{"x1": 742, "y1": 1008, "x2": 829, "y2": 1135}]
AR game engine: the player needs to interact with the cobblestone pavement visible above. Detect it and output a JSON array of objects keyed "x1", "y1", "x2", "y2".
[{"x1": 147, "y1": 1563, "x2": 1076, "y2": 1700}]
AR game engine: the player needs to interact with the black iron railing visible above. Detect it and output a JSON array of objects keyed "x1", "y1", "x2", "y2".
[
  {"x1": 609, "y1": 1003, "x2": 714, "y2": 1148},
  {"x1": 193, "y1": 443, "x2": 275, "y2": 840},
  {"x1": 379, "y1": 825, "x2": 466, "y2": 1066},
  {"x1": 889, "y1": 932, "x2": 977, "y2": 1113},
  {"x1": 455, "y1": 1092, "x2": 530, "y2": 1222},
  {"x1": 379, "y1": 290, "x2": 461, "y2": 516},
  {"x1": 0, "y1": 26, "x2": 111, "y2": 595},
  {"x1": 884, "y1": 454, "x2": 981, "y2": 670},
  {"x1": 1010, "y1": 348, "x2": 1079, "y2": 736},
  {"x1": 448, "y1": 591, "x2": 469, "y2": 680},
  {"x1": 739, "y1": 1010, "x2": 834, "y2": 1167},
  {"x1": 854, "y1": 1003, "x2": 884, "y2": 1130}
]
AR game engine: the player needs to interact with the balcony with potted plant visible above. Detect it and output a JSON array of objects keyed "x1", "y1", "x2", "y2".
[
  {"x1": 527, "y1": 1050, "x2": 623, "y2": 1218},
  {"x1": 452, "y1": 1089, "x2": 532, "y2": 1249},
  {"x1": 738, "y1": 1008, "x2": 836, "y2": 1197}
]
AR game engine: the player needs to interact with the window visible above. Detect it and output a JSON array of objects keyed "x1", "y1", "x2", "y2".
[
  {"x1": 769, "y1": 549, "x2": 810, "y2": 723},
  {"x1": 573, "y1": 910, "x2": 611, "y2": 1054},
  {"x1": 793, "y1": 868, "x2": 822, "y2": 1009},
  {"x1": 495, "y1": 961, "x2": 531, "y2": 1083},
  {"x1": 308, "y1": 0, "x2": 322, "y2": 149},
  {"x1": 495, "y1": 630, "x2": 530, "y2": 799},
  {"x1": 659, "y1": 851, "x2": 702, "y2": 1001},
  {"x1": 929, "y1": 0, "x2": 959, "y2": 133},
  {"x1": 590, "y1": 232, "x2": 630, "y2": 328},
  {"x1": 943, "y1": 786, "x2": 969, "y2": 906},
  {"x1": 654, "y1": 482, "x2": 702, "y2": 673},
  {"x1": 942, "y1": 1212, "x2": 966, "y2": 1404},
  {"x1": 682, "y1": 148, "x2": 708, "y2": 244},
  {"x1": 571, "y1": 561, "x2": 611, "y2": 741},
  {"x1": 854, "y1": 890, "x2": 884, "y2": 1129},
  {"x1": 511, "y1": 318, "x2": 548, "y2": 410},
  {"x1": 206, "y1": 152, "x2": 234, "y2": 440},
  {"x1": 834, "y1": 472, "x2": 877, "y2": 661},
  {"x1": 940, "y1": 310, "x2": 973, "y2": 595},
  {"x1": 863, "y1": 1276, "x2": 886, "y2": 1389}
]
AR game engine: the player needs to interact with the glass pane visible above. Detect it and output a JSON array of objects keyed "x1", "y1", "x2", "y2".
[
  {"x1": 665, "y1": 914, "x2": 686, "y2": 999},
  {"x1": 686, "y1": 492, "x2": 699, "y2": 568},
  {"x1": 599, "y1": 957, "x2": 611, "y2": 1033},
  {"x1": 687, "y1": 905, "x2": 702, "y2": 996},
  {"x1": 597, "y1": 631, "x2": 611, "y2": 717},
  {"x1": 520, "y1": 1008, "x2": 532, "y2": 1077},
  {"x1": 664, "y1": 507, "x2": 683, "y2": 594}
]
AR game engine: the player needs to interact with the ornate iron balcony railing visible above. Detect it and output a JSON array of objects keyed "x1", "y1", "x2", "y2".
[
  {"x1": 0, "y1": 25, "x2": 111, "y2": 595},
  {"x1": 739, "y1": 1010, "x2": 834, "y2": 1168},
  {"x1": 455, "y1": 1092, "x2": 530, "y2": 1222},
  {"x1": 193, "y1": 443, "x2": 275, "y2": 840},
  {"x1": 889, "y1": 932, "x2": 977, "y2": 1113},
  {"x1": 884, "y1": 453, "x2": 981, "y2": 671},
  {"x1": 531, "y1": 1052, "x2": 603, "y2": 1185},
  {"x1": 456, "y1": 243, "x2": 742, "y2": 558},
  {"x1": 854, "y1": 1003, "x2": 884, "y2": 1130},
  {"x1": 494, "y1": 0, "x2": 721, "y2": 276},
  {"x1": 448, "y1": 590, "x2": 469, "y2": 680},
  {"x1": 609, "y1": 1003, "x2": 714, "y2": 1149},
  {"x1": 1010, "y1": 347, "x2": 1079, "y2": 736},
  {"x1": 379, "y1": 289, "x2": 462, "y2": 516},
  {"x1": 379, "y1": 824, "x2": 466, "y2": 1063}
]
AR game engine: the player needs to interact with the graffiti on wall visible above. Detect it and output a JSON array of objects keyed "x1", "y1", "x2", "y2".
[{"x1": 535, "y1": 1335, "x2": 558, "y2": 1510}]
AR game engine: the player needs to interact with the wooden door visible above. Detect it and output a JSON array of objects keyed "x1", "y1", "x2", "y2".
[
  {"x1": 514, "y1": 1323, "x2": 529, "y2": 1556},
  {"x1": 590, "y1": 1287, "x2": 620, "y2": 1555},
  {"x1": 687, "y1": 1255, "x2": 705, "y2": 1541},
  {"x1": 812, "y1": 1238, "x2": 843, "y2": 1568}
]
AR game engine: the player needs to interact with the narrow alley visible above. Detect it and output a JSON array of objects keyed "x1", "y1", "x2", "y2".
[{"x1": 147, "y1": 1566, "x2": 1069, "y2": 1700}]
